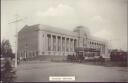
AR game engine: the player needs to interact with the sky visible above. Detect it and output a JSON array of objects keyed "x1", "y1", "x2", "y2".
[{"x1": 1, "y1": 0, "x2": 128, "y2": 52}]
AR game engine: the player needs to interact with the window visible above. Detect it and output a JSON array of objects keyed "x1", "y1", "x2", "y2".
[
  {"x1": 53, "y1": 36, "x2": 56, "y2": 51},
  {"x1": 92, "y1": 42, "x2": 94, "y2": 44},
  {"x1": 58, "y1": 37, "x2": 61, "y2": 51},
  {"x1": 62, "y1": 37, "x2": 65, "y2": 51},
  {"x1": 74, "y1": 39, "x2": 77, "y2": 49},
  {"x1": 70, "y1": 39, "x2": 73, "y2": 51},
  {"x1": 36, "y1": 51, "x2": 38, "y2": 56}
]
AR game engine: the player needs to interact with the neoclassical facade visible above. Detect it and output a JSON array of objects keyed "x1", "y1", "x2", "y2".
[{"x1": 18, "y1": 24, "x2": 108, "y2": 59}]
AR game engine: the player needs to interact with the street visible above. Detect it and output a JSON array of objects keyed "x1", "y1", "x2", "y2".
[{"x1": 15, "y1": 61, "x2": 128, "y2": 82}]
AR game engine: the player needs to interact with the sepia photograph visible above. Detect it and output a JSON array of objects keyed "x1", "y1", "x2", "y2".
[{"x1": 1, "y1": 0, "x2": 128, "y2": 82}]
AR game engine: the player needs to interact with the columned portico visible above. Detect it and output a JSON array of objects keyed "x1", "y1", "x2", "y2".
[{"x1": 44, "y1": 34, "x2": 79, "y2": 56}]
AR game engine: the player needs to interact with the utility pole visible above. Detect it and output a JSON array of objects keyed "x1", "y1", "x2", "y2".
[{"x1": 8, "y1": 14, "x2": 23, "y2": 68}]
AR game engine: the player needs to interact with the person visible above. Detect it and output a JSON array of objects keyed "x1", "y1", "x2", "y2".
[{"x1": 17, "y1": 57, "x2": 20, "y2": 65}]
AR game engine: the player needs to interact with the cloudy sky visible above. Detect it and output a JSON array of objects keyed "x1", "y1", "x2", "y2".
[{"x1": 1, "y1": 0, "x2": 127, "y2": 52}]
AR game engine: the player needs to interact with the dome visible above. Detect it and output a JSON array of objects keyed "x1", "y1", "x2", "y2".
[{"x1": 73, "y1": 26, "x2": 90, "y2": 36}]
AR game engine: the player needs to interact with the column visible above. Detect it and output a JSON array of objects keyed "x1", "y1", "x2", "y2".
[
  {"x1": 67, "y1": 38, "x2": 69, "y2": 52},
  {"x1": 53, "y1": 36, "x2": 55, "y2": 51},
  {"x1": 71, "y1": 39, "x2": 73, "y2": 52},
  {"x1": 61, "y1": 36, "x2": 62, "y2": 52},
  {"x1": 65, "y1": 37, "x2": 67, "y2": 52},
  {"x1": 76, "y1": 39, "x2": 78, "y2": 48},
  {"x1": 59, "y1": 36, "x2": 62, "y2": 56},
  {"x1": 56, "y1": 36, "x2": 58, "y2": 51},
  {"x1": 69, "y1": 38, "x2": 71, "y2": 52},
  {"x1": 65, "y1": 37, "x2": 67, "y2": 56},
  {"x1": 45, "y1": 34, "x2": 48, "y2": 52},
  {"x1": 51, "y1": 34, "x2": 53, "y2": 51},
  {"x1": 55, "y1": 36, "x2": 56, "y2": 51},
  {"x1": 73, "y1": 39, "x2": 74, "y2": 52},
  {"x1": 46, "y1": 34, "x2": 48, "y2": 51}
]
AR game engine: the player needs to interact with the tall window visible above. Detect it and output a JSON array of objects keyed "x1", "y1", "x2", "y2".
[
  {"x1": 62, "y1": 37, "x2": 65, "y2": 51},
  {"x1": 58, "y1": 37, "x2": 61, "y2": 51},
  {"x1": 36, "y1": 51, "x2": 38, "y2": 56},
  {"x1": 53, "y1": 36, "x2": 56, "y2": 51},
  {"x1": 70, "y1": 39, "x2": 73, "y2": 51},
  {"x1": 74, "y1": 39, "x2": 77, "y2": 49}
]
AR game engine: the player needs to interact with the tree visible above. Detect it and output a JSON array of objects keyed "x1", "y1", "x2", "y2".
[
  {"x1": 1, "y1": 39, "x2": 14, "y2": 58},
  {"x1": 1, "y1": 39, "x2": 16, "y2": 82}
]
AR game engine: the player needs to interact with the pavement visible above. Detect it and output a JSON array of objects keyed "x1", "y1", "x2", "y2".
[{"x1": 15, "y1": 61, "x2": 128, "y2": 82}]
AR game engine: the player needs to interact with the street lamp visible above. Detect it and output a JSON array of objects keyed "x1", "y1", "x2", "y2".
[{"x1": 8, "y1": 14, "x2": 24, "y2": 68}]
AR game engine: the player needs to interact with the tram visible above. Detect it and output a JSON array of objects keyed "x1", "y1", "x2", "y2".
[{"x1": 67, "y1": 47, "x2": 102, "y2": 62}]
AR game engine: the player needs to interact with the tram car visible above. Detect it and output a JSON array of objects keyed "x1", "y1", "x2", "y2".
[{"x1": 67, "y1": 47, "x2": 104, "y2": 62}]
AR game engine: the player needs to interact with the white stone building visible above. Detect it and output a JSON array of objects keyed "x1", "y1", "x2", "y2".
[{"x1": 18, "y1": 24, "x2": 108, "y2": 59}]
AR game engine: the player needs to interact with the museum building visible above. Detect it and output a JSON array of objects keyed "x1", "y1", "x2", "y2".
[{"x1": 18, "y1": 24, "x2": 108, "y2": 59}]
